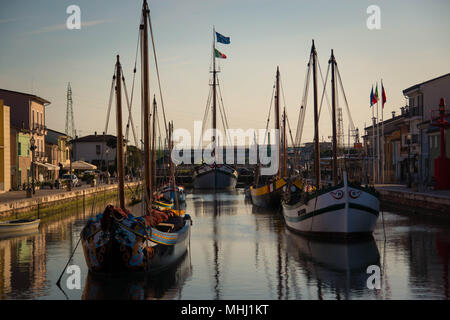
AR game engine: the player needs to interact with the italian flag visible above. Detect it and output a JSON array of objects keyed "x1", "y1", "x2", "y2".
[{"x1": 215, "y1": 48, "x2": 227, "y2": 59}]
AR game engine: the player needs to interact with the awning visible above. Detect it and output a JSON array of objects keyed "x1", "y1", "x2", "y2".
[
  {"x1": 33, "y1": 162, "x2": 60, "y2": 171},
  {"x1": 70, "y1": 160, "x2": 97, "y2": 170}
]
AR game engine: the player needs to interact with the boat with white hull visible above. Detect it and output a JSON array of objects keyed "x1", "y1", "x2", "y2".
[
  {"x1": 283, "y1": 173, "x2": 379, "y2": 237},
  {"x1": 282, "y1": 42, "x2": 380, "y2": 238}
]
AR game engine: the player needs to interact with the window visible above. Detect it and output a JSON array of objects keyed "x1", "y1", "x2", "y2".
[
  {"x1": 32, "y1": 111, "x2": 35, "y2": 129},
  {"x1": 409, "y1": 97, "x2": 415, "y2": 107},
  {"x1": 18, "y1": 142, "x2": 22, "y2": 156}
]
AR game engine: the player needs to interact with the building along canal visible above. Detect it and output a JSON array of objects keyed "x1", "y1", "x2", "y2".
[{"x1": 0, "y1": 189, "x2": 449, "y2": 300}]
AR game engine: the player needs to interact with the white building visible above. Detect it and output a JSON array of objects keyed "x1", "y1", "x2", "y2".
[
  {"x1": 403, "y1": 73, "x2": 450, "y2": 185},
  {"x1": 71, "y1": 133, "x2": 117, "y2": 170}
]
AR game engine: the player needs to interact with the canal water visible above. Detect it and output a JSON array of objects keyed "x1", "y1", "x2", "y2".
[{"x1": 0, "y1": 189, "x2": 449, "y2": 300}]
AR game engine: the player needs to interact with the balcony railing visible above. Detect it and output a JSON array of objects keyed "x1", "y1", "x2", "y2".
[{"x1": 32, "y1": 124, "x2": 47, "y2": 135}]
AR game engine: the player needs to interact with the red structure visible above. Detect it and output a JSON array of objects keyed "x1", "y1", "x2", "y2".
[{"x1": 432, "y1": 98, "x2": 450, "y2": 189}]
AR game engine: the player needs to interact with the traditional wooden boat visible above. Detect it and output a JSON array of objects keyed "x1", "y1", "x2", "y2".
[
  {"x1": 159, "y1": 183, "x2": 186, "y2": 203},
  {"x1": 0, "y1": 219, "x2": 40, "y2": 234},
  {"x1": 250, "y1": 67, "x2": 287, "y2": 208},
  {"x1": 193, "y1": 28, "x2": 238, "y2": 190},
  {"x1": 81, "y1": 0, "x2": 191, "y2": 276},
  {"x1": 282, "y1": 41, "x2": 380, "y2": 237},
  {"x1": 193, "y1": 163, "x2": 237, "y2": 190}
]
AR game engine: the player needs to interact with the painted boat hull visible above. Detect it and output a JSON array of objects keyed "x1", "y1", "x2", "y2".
[
  {"x1": 0, "y1": 219, "x2": 40, "y2": 234},
  {"x1": 250, "y1": 178, "x2": 286, "y2": 208},
  {"x1": 81, "y1": 213, "x2": 191, "y2": 276},
  {"x1": 282, "y1": 175, "x2": 379, "y2": 237},
  {"x1": 161, "y1": 188, "x2": 186, "y2": 203},
  {"x1": 193, "y1": 165, "x2": 237, "y2": 190}
]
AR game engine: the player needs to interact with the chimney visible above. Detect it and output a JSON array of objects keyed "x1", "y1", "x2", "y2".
[
  {"x1": 94, "y1": 131, "x2": 97, "y2": 136},
  {"x1": 392, "y1": 111, "x2": 396, "y2": 118}
]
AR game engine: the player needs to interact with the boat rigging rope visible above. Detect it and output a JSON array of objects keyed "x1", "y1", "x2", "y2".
[
  {"x1": 295, "y1": 54, "x2": 312, "y2": 148},
  {"x1": 335, "y1": 64, "x2": 355, "y2": 132},
  {"x1": 263, "y1": 83, "x2": 276, "y2": 146},
  {"x1": 104, "y1": 75, "x2": 116, "y2": 135},
  {"x1": 317, "y1": 59, "x2": 332, "y2": 121},
  {"x1": 199, "y1": 85, "x2": 212, "y2": 149},
  {"x1": 147, "y1": 11, "x2": 169, "y2": 140},
  {"x1": 121, "y1": 67, "x2": 139, "y2": 146},
  {"x1": 279, "y1": 77, "x2": 295, "y2": 148}
]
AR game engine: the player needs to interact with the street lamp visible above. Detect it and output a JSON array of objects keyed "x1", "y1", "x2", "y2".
[
  {"x1": 407, "y1": 133, "x2": 412, "y2": 188},
  {"x1": 30, "y1": 136, "x2": 36, "y2": 194}
]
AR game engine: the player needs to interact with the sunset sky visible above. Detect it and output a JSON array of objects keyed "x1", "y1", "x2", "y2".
[{"x1": 1, "y1": 0, "x2": 449, "y2": 146}]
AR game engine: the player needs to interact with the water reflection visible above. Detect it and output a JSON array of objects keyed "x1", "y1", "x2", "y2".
[
  {"x1": 283, "y1": 231, "x2": 380, "y2": 299},
  {"x1": 82, "y1": 251, "x2": 192, "y2": 300},
  {"x1": 0, "y1": 189, "x2": 449, "y2": 299}
]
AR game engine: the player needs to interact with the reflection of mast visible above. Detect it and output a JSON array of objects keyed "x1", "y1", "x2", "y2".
[{"x1": 213, "y1": 194, "x2": 220, "y2": 300}]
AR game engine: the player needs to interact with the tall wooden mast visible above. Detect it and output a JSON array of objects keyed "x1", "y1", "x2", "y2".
[
  {"x1": 282, "y1": 107, "x2": 287, "y2": 177},
  {"x1": 311, "y1": 40, "x2": 321, "y2": 188},
  {"x1": 142, "y1": 0, "x2": 152, "y2": 207},
  {"x1": 115, "y1": 55, "x2": 125, "y2": 210},
  {"x1": 212, "y1": 27, "x2": 217, "y2": 152},
  {"x1": 152, "y1": 96, "x2": 157, "y2": 191},
  {"x1": 330, "y1": 49, "x2": 338, "y2": 185},
  {"x1": 275, "y1": 66, "x2": 281, "y2": 177}
]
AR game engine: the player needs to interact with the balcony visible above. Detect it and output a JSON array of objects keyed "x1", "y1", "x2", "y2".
[{"x1": 32, "y1": 124, "x2": 48, "y2": 135}]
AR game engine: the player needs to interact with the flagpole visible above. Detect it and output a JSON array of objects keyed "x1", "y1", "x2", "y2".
[
  {"x1": 381, "y1": 79, "x2": 385, "y2": 184},
  {"x1": 376, "y1": 84, "x2": 380, "y2": 185},
  {"x1": 372, "y1": 106, "x2": 375, "y2": 185}
]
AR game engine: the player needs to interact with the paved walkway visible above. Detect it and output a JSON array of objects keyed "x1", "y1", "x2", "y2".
[
  {"x1": 375, "y1": 184, "x2": 450, "y2": 199},
  {"x1": 0, "y1": 184, "x2": 95, "y2": 204}
]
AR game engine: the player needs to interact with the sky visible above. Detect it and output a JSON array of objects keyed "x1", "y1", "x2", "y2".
[{"x1": 0, "y1": 0, "x2": 449, "y2": 146}]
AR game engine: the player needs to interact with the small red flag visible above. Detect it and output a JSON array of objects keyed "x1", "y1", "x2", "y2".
[{"x1": 381, "y1": 81, "x2": 387, "y2": 108}]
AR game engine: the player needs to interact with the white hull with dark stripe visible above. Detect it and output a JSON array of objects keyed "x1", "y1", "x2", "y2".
[{"x1": 282, "y1": 173, "x2": 379, "y2": 237}]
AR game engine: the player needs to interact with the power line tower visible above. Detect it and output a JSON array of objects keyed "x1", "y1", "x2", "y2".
[{"x1": 65, "y1": 82, "x2": 76, "y2": 138}]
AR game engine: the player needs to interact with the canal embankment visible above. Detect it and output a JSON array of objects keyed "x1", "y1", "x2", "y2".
[
  {"x1": 376, "y1": 184, "x2": 450, "y2": 219},
  {"x1": 0, "y1": 181, "x2": 141, "y2": 219}
]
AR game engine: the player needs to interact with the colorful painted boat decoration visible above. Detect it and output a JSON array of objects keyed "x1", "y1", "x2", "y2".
[
  {"x1": 81, "y1": 205, "x2": 191, "y2": 275},
  {"x1": 250, "y1": 177, "x2": 286, "y2": 208},
  {"x1": 159, "y1": 184, "x2": 186, "y2": 203}
]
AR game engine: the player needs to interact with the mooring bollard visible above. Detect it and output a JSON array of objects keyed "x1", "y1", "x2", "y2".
[
  {"x1": 83, "y1": 190, "x2": 86, "y2": 214},
  {"x1": 37, "y1": 201, "x2": 40, "y2": 220}
]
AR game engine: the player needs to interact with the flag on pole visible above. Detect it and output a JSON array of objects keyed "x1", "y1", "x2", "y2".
[
  {"x1": 381, "y1": 81, "x2": 387, "y2": 108},
  {"x1": 370, "y1": 86, "x2": 377, "y2": 106},
  {"x1": 215, "y1": 48, "x2": 227, "y2": 59},
  {"x1": 216, "y1": 32, "x2": 230, "y2": 44},
  {"x1": 374, "y1": 84, "x2": 379, "y2": 103}
]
